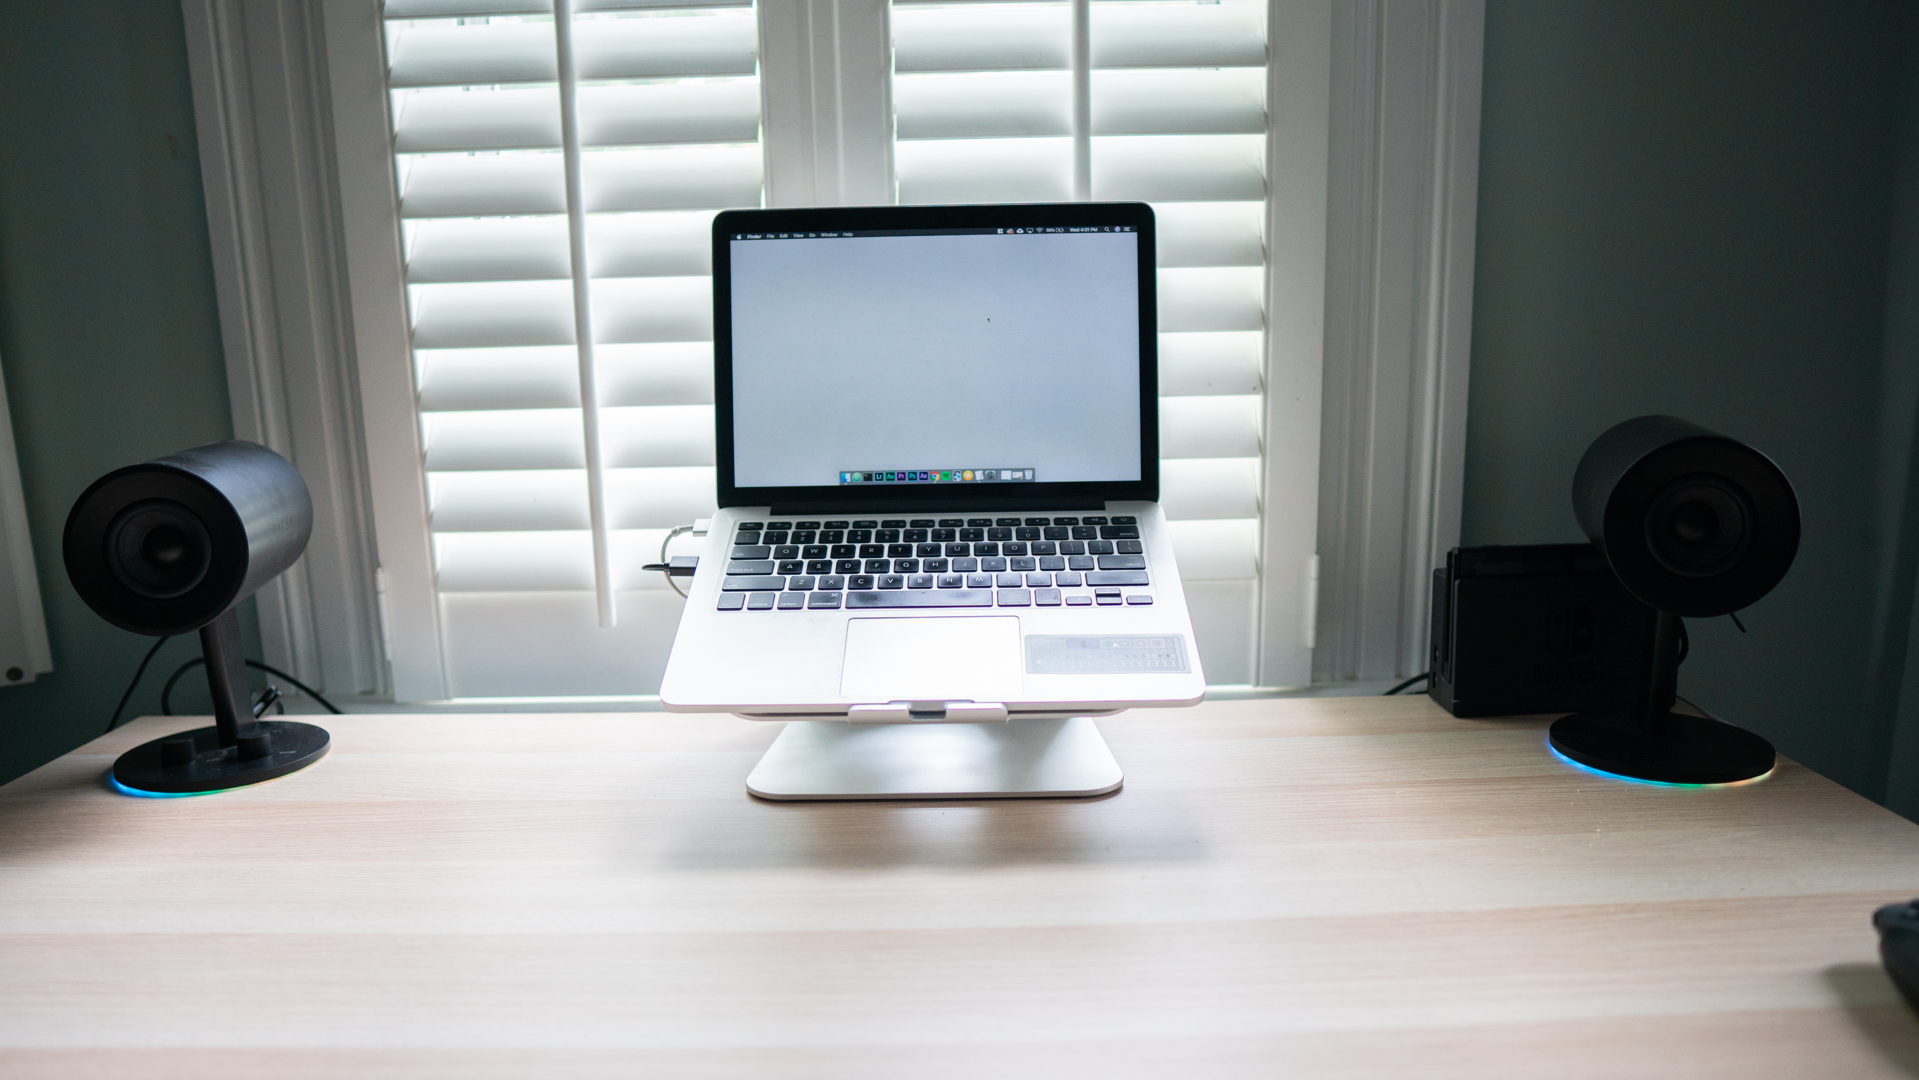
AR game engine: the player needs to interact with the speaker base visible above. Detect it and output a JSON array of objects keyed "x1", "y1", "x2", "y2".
[
  {"x1": 1548, "y1": 710, "x2": 1774, "y2": 786},
  {"x1": 110, "y1": 720, "x2": 330, "y2": 796}
]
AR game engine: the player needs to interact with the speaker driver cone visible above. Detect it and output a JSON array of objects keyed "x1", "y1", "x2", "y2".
[
  {"x1": 1644, "y1": 475, "x2": 1753, "y2": 579},
  {"x1": 105, "y1": 499, "x2": 213, "y2": 600}
]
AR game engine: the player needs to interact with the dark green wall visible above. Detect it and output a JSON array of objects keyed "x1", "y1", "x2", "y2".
[
  {"x1": 0, "y1": 1, "x2": 243, "y2": 785},
  {"x1": 1464, "y1": 1, "x2": 1910, "y2": 798}
]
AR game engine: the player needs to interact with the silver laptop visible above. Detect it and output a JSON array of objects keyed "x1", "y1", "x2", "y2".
[{"x1": 660, "y1": 202, "x2": 1206, "y2": 720}]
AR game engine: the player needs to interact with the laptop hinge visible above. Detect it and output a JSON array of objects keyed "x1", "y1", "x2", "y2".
[{"x1": 846, "y1": 701, "x2": 1010, "y2": 725}]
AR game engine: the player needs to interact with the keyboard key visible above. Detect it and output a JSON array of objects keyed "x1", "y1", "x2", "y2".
[
  {"x1": 923, "y1": 558, "x2": 949, "y2": 572},
  {"x1": 938, "y1": 518, "x2": 965, "y2": 528},
  {"x1": 967, "y1": 518, "x2": 992, "y2": 527},
  {"x1": 1088, "y1": 570, "x2": 1150, "y2": 586},
  {"x1": 846, "y1": 590, "x2": 995, "y2": 609},
  {"x1": 996, "y1": 572, "x2": 1023, "y2": 588},
  {"x1": 1055, "y1": 571, "x2": 1083, "y2": 587},
  {"x1": 904, "y1": 529, "x2": 929, "y2": 543},
  {"x1": 830, "y1": 545, "x2": 857, "y2": 558},
  {"x1": 808, "y1": 592, "x2": 843, "y2": 609},
  {"x1": 1035, "y1": 588, "x2": 1063, "y2": 606},
  {"x1": 763, "y1": 532, "x2": 790, "y2": 546},
  {"x1": 1098, "y1": 554, "x2": 1147, "y2": 570},
  {"x1": 1071, "y1": 526, "x2": 1098, "y2": 540},
  {"x1": 1002, "y1": 542, "x2": 1029, "y2": 556},
  {"x1": 864, "y1": 559, "x2": 891, "y2": 573},
  {"x1": 726, "y1": 560, "x2": 775, "y2": 574},
  {"x1": 1026, "y1": 572, "x2": 1052, "y2": 587},
  {"x1": 792, "y1": 531, "x2": 817, "y2": 545},
  {"x1": 1024, "y1": 517, "x2": 1051, "y2": 526},
  {"x1": 819, "y1": 575, "x2": 846, "y2": 590},
  {"x1": 1032, "y1": 541, "x2": 1058, "y2": 556},
  {"x1": 995, "y1": 518, "x2": 1020, "y2": 527},
  {"x1": 787, "y1": 576, "x2": 816, "y2": 590},
  {"x1": 824, "y1": 520, "x2": 849, "y2": 529},
  {"x1": 1039, "y1": 556, "x2": 1066, "y2": 571},
  {"x1": 937, "y1": 574, "x2": 964, "y2": 588},
  {"x1": 848, "y1": 530, "x2": 873, "y2": 543},
  {"x1": 1042, "y1": 527, "x2": 1069, "y2": 540},
  {"x1": 748, "y1": 593, "x2": 776, "y2": 610},
  {"x1": 982, "y1": 557, "x2": 1009, "y2": 572},
  {"x1": 1117, "y1": 540, "x2": 1143, "y2": 555},
  {"x1": 1066, "y1": 594, "x2": 1093, "y2": 606},
  {"x1": 1067, "y1": 555, "x2": 1096, "y2": 570},
  {"x1": 1060, "y1": 540, "x2": 1086, "y2": 555},
  {"x1": 777, "y1": 560, "x2": 805, "y2": 574},
  {"x1": 876, "y1": 529, "x2": 901, "y2": 542},
  {"x1": 806, "y1": 560, "x2": 833, "y2": 574},
  {"x1": 859, "y1": 544, "x2": 885, "y2": 558},
  {"x1": 1054, "y1": 517, "x2": 1079, "y2": 525},
  {"x1": 774, "y1": 545, "x2": 800, "y2": 559},
  {"x1": 795, "y1": 520, "x2": 822, "y2": 530},
  {"x1": 997, "y1": 589, "x2": 1032, "y2": 606},
  {"x1": 849, "y1": 575, "x2": 876, "y2": 590},
  {"x1": 731, "y1": 545, "x2": 771, "y2": 559},
  {"x1": 967, "y1": 573, "x2": 993, "y2": 588},
  {"x1": 916, "y1": 542, "x2": 942, "y2": 556},
  {"x1": 887, "y1": 544, "x2": 913, "y2": 558},
  {"x1": 802, "y1": 545, "x2": 827, "y2": 559},
  {"x1": 910, "y1": 519, "x2": 936, "y2": 528},
  {"x1": 879, "y1": 575, "x2": 906, "y2": 589},
  {"x1": 737, "y1": 522, "x2": 765, "y2": 531},
  {"x1": 1015, "y1": 527, "x2": 1040, "y2": 540},
  {"x1": 987, "y1": 527, "x2": 1013, "y2": 541},
  {"x1": 1111, "y1": 515, "x2": 1137, "y2": 525},
  {"x1": 1126, "y1": 594, "x2": 1154, "y2": 605},
  {"x1": 1097, "y1": 594, "x2": 1122, "y2": 605},
  {"x1": 945, "y1": 542, "x2": 970, "y2": 556},
  {"x1": 908, "y1": 574, "x2": 934, "y2": 589},
  {"x1": 717, "y1": 593, "x2": 746, "y2": 610},
  {"x1": 836, "y1": 560, "x2": 862, "y2": 574},
  {"x1": 894, "y1": 559, "x2": 920, "y2": 573},
  {"x1": 960, "y1": 528, "x2": 985, "y2": 542},
  {"x1": 881, "y1": 520, "x2": 906, "y2": 528},
  {"x1": 1010, "y1": 557, "x2": 1037, "y2": 572},
  {"x1": 1095, "y1": 587, "x2": 1123, "y2": 597},
  {"x1": 777, "y1": 592, "x2": 806, "y2": 609},
  {"x1": 1083, "y1": 516, "x2": 1108, "y2": 525},
  {"x1": 1088, "y1": 540, "x2": 1115, "y2": 555},
  {"x1": 974, "y1": 542, "x2": 1000, "y2": 556},
  {"x1": 931, "y1": 528, "x2": 956, "y2": 542},
  {"x1": 1100, "y1": 525, "x2": 1140, "y2": 539},
  {"x1": 723, "y1": 576, "x2": 786, "y2": 591},
  {"x1": 853, "y1": 520, "x2": 878, "y2": 528},
  {"x1": 952, "y1": 557, "x2": 979, "y2": 572}
]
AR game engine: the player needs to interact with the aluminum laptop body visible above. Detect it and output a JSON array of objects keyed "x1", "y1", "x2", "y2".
[{"x1": 660, "y1": 202, "x2": 1206, "y2": 721}]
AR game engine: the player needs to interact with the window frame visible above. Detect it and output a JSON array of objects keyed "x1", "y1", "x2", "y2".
[{"x1": 181, "y1": 0, "x2": 1482, "y2": 703}]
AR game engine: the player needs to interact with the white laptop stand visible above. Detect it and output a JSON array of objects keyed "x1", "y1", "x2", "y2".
[{"x1": 745, "y1": 713, "x2": 1124, "y2": 801}]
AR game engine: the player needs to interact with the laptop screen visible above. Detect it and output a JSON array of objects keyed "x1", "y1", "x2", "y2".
[{"x1": 712, "y1": 204, "x2": 1157, "y2": 509}]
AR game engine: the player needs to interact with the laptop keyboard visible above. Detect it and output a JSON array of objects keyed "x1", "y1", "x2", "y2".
[{"x1": 713, "y1": 516, "x2": 1153, "y2": 611}]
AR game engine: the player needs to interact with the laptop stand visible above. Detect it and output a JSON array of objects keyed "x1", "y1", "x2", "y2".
[{"x1": 745, "y1": 717, "x2": 1123, "y2": 800}]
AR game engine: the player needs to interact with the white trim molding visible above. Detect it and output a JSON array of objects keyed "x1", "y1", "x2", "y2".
[
  {"x1": 181, "y1": 0, "x2": 389, "y2": 699},
  {"x1": 0, "y1": 350, "x2": 52, "y2": 687},
  {"x1": 759, "y1": 0, "x2": 895, "y2": 208},
  {"x1": 1313, "y1": 0, "x2": 1484, "y2": 684}
]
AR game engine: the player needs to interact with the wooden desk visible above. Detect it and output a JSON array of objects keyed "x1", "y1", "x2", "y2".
[{"x1": 3, "y1": 697, "x2": 1919, "y2": 1078}]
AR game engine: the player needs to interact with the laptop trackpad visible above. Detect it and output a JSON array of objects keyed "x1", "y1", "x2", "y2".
[{"x1": 840, "y1": 617, "x2": 1024, "y2": 702}]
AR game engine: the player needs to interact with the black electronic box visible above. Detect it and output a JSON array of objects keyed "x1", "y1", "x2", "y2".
[{"x1": 1428, "y1": 543, "x2": 1656, "y2": 718}]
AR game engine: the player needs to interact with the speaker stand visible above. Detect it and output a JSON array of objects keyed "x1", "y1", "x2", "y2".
[
  {"x1": 1548, "y1": 609, "x2": 1774, "y2": 785},
  {"x1": 746, "y1": 717, "x2": 1123, "y2": 801},
  {"x1": 110, "y1": 609, "x2": 330, "y2": 796}
]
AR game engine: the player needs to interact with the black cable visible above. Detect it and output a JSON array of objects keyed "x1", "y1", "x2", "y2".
[
  {"x1": 1383, "y1": 671, "x2": 1430, "y2": 696},
  {"x1": 106, "y1": 635, "x2": 171, "y2": 735},
  {"x1": 160, "y1": 657, "x2": 343, "y2": 716},
  {"x1": 1677, "y1": 618, "x2": 1690, "y2": 666},
  {"x1": 1729, "y1": 610, "x2": 1747, "y2": 633}
]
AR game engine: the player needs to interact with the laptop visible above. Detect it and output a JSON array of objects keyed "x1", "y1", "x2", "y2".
[{"x1": 659, "y1": 201, "x2": 1207, "y2": 721}]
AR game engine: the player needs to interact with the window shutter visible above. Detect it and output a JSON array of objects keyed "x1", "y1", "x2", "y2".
[
  {"x1": 892, "y1": 0, "x2": 1268, "y2": 682},
  {"x1": 383, "y1": 2, "x2": 758, "y2": 696}
]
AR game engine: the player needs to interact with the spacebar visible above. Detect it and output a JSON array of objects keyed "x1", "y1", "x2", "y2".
[{"x1": 845, "y1": 590, "x2": 995, "y2": 608}]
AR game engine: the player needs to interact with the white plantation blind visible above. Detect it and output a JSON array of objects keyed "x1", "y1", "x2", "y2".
[
  {"x1": 383, "y1": 0, "x2": 757, "y2": 696},
  {"x1": 892, "y1": 0, "x2": 1268, "y2": 682}
]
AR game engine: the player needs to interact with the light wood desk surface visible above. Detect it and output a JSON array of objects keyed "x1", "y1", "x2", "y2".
[{"x1": 3, "y1": 697, "x2": 1919, "y2": 1078}]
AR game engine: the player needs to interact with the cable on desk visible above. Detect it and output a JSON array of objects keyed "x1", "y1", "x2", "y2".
[
  {"x1": 1383, "y1": 672, "x2": 1431, "y2": 696},
  {"x1": 105, "y1": 635, "x2": 172, "y2": 735},
  {"x1": 159, "y1": 657, "x2": 344, "y2": 716}
]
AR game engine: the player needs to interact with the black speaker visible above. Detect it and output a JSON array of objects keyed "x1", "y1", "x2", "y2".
[
  {"x1": 65, "y1": 441, "x2": 329, "y2": 794},
  {"x1": 1550, "y1": 416, "x2": 1799, "y2": 784}
]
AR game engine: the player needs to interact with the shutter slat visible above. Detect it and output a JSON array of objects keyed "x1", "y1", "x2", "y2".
[
  {"x1": 388, "y1": 21, "x2": 557, "y2": 88},
  {"x1": 1093, "y1": 134, "x2": 1266, "y2": 202},
  {"x1": 1159, "y1": 457, "x2": 1259, "y2": 521},
  {"x1": 439, "y1": 591, "x2": 686, "y2": 697},
  {"x1": 409, "y1": 279, "x2": 576, "y2": 348},
  {"x1": 1165, "y1": 518, "x2": 1260, "y2": 581},
  {"x1": 1158, "y1": 266, "x2": 1265, "y2": 333},
  {"x1": 393, "y1": 86, "x2": 559, "y2": 152},
  {"x1": 417, "y1": 346, "x2": 581, "y2": 410},
  {"x1": 582, "y1": 145, "x2": 763, "y2": 212},
  {"x1": 1160, "y1": 395, "x2": 1261, "y2": 459},
  {"x1": 429, "y1": 470, "x2": 589, "y2": 530},
  {"x1": 399, "y1": 151, "x2": 567, "y2": 218},
  {"x1": 1091, "y1": 1, "x2": 1266, "y2": 69},
  {"x1": 896, "y1": 138, "x2": 1073, "y2": 204},
  {"x1": 607, "y1": 466, "x2": 719, "y2": 528},
  {"x1": 1092, "y1": 68, "x2": 1265, "y2": 136},
  {"x1": 1159, "y1": 332, "x2": 1261, "y2": 397},
  {"x1": 406, "y1": 216, "x2": 570, "y2": 282},
  {"x1": 588, "y1": 212, "x2": 715, "y2": 276},
  {"x1": 598, "y1": 342, "x2": 716, "y2": 405},
  {"x1": 387, "y1": 11, "x2": 755, "y2": 88},
  {"x1": 892, "y1": 4, "x2": 1069, "y2": 73},
  {"x1": 590, "y1": 276, "x2": 713, "y2": 342},
  {"x1": 424, "y1": 408, "x2": 585, "y2": 470},
  {"x1": 894, "y1": 72, "x2": 1072, "y2": 140},
  {"x1": 601, "y1": 405, "x2": 717, "y2": 467},
  {"x1": 388, "y1": 1, "x2": 751, "y2": 18},
  {"x1": 1155, "y1": 201, "x2": 1263, "y2": 268},
  {"x1": 392, "y1": 81, "x2": 758, "y2": 153},
  {"x1": 434, "y1": 530, "x2": 595, "y2": 590}
]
